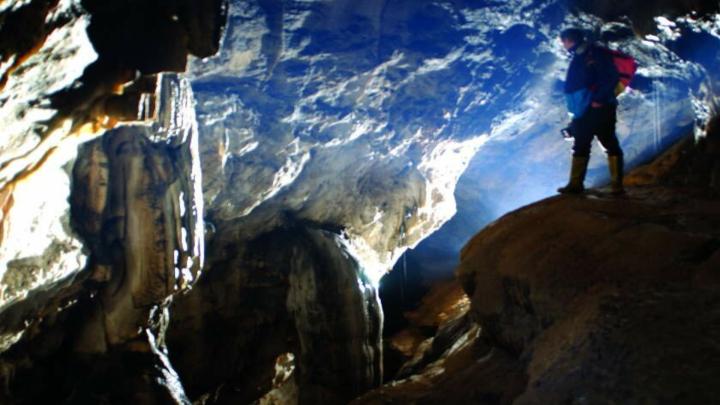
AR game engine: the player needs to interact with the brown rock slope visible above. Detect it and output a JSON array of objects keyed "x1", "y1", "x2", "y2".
[
  {"x1": 354, "y1": 123, "x2": 720, "y2": 404},
  {"x1": 458, "y1": 186, "x2": 720, "y2": 403}
]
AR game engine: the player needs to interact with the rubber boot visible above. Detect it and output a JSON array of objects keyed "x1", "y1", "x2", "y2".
[
  {"x1": 608, "y1": 155, "x2": 624, "y2": 195},
  {"x1": 557, "y1": 156, "x2": 589, "y2": 194}
]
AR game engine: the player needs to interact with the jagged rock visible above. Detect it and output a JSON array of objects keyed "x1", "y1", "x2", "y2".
[
  {"x1": 176, "y1": 1, "x2": 719, "y2": 401},
  {"x1": 388, "y1": 281, "x2": 470, "y2": 379},
  {"x1": 359, "y1": 199, "x2": 720, "y2": 405},
  {"x1": 70, "y1": 74, "x2": 204, "y2": 348},
  {"x1": 372, "y1": 0, "x2": 719, "y2": 284},
  {"x1": 627, "y1": 115, "x2": 720, "y2": 189},
  {"x1": 571, "y1": 0, "x2": 720, "y2": 33},
  {"x1": 352, "y1": 312, "x2": 527, "y2": 405},
  {"x1": 0, "y1": 0, "x2": 225, "y2": 398},
  {"x1": 0, "y1": 0, "x2": 719, "y2": 404},
  {"x1": 0, "y1": 0, "x2": 98, "y2": 313},
  {"x1": 82, "y1": 0, "x2": 227, "y2": 74}
]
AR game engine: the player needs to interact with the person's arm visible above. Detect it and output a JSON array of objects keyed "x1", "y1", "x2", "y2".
[{"x1": 590, "y1": 47, "x2": 619, "y2": 107}]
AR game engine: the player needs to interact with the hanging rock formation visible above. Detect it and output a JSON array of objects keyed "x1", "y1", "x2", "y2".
[
  {"x1": 0, "y1": 72, "x2": 205, "y2": 404},
  {"x1": 168, "y1": 225, "x2": 382, "y2": 404},
  {"x1": 70, "y1": 74, "x2": 205, "y2": 350},
  {"x1": 0, "y1": 0, "x2": 225, "y2": 340},
  {"x1": 0, "y1": 0, "x2": 225, "y2": 401}
]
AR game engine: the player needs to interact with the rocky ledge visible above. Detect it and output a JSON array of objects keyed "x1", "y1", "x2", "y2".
[{"x1": 354, "y1": 122, "x2": 720, "y2": 404}]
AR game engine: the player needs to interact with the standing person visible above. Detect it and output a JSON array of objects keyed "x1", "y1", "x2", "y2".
[{"x1": 558, "y1": 28, "x2": 625, "y2": 195}]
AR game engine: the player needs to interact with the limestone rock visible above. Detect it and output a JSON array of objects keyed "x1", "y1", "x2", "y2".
[
  {"x1": 356, "y1": 122, "x2": 720, "y2": 404},
  {"x1": 352, "y1": 312, "x2": 526, "y2": 405},
  {"x1": 451, "y1": 165, "x2": 720, "y2": 402},
  {"x1": 0, "y1": 0, "x2": 225, "y2": 353},
  {"x1": 179, "y1": 1, "x2": 719, "y2": 402},
  {"x1": 70, "y1": 74, "x2": 204, "y2": 347},
  {"x1": 0, "y1": 74, "x2": 206, "y2": 404},
  {"x1": 167, "y1": 224, "x2": 382, "y2": 405}
]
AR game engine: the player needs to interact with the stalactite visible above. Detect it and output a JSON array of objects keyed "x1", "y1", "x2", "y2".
[
  {"x1": 167, "y1": 224, "x2": 383, "y2": 405},
  {"x1": 71, "y1": 73, "x2": 204, "y2": 349},
  {"x1": 0, "y1": 74, "x2": 205, "y2": 404},
  {"x1": 286, "y1": 228, "x2": 383, "y2": 404}
]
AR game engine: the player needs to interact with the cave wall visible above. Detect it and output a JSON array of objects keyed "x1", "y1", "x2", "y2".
[
  {"x1": 0, "y1": 0, "x2": 224, "y2": 329},
  {"x1": 0, "y1": 0, "x2": 718, "y2": 404},
  {"x1": 399, "y1": 4, "x2": 720, "y2": 283},
  {"x1": 0, "y1": 0, "x2": 225, "y2": 403},
  {"x1": 187, "y1": 0, "x2": 720, "y2": 289},
  {"x1": 570, "y1": 0, "x2": 720, "y2": 33},
  {"x1": 353, "y1": 105, "x2": 720, "y2": 405},
  {"x1": 173, "y1": 0, "x2": 719, "y2": 402},
  {"x1": 0, "y1": 72, "x2": 206, "y2": 404}
]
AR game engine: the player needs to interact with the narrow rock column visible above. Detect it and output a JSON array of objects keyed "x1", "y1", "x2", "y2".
[
  {"x1": 287, "y1": 228, "x2": 383, "y2": 404},
  {"x1": 72, "y1": 74, "x2": 203, "y2": 347},
  {"x1": 68, "y1": 73, "x2": 204, "y2": 400},
  {"x1": 166, "y1": 224, "x2": 383, "y2": 404}
]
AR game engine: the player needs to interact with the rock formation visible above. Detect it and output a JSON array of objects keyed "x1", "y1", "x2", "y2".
[
  {"x1": 167, "y1": 225, "x2": 382, "y2": 404},
  {"x1": 70, "y1": 74, "x2": 205, "y2": 349},
  {"x1": 0, "y1": 0, "x2": 225, "y2": 403},
  {"x1": 354, "y1": 117, "x2": 720, "y2": 404},
  {"x1": 0, "y1": 0, "x2": 718, "y2": 404},
  {"x1": 0, "y1": 71, "x2": 206, "y2": 404},
  {"x1": 175, "y1": 2, "x2": 719, "y2": 402}
]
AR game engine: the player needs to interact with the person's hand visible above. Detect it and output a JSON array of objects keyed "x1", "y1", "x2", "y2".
[{"x1": 591, "y1": 101, "x2": 604, "y2": 108}]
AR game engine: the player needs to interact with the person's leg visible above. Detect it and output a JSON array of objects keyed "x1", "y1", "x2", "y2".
[
  {"x1": 595, "y1": 105, "x2": 624, "y2": 194},
  {"x1": 571, "y1": 114, "x2": 594, "y2": 158},
  {"x1": 558, "y1": 115, "x2": 592, "y2": 194}
]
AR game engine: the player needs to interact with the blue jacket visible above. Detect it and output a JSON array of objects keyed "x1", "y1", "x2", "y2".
[{"x1": 564, "y1": 43, "x2": 619, "y2": 118}]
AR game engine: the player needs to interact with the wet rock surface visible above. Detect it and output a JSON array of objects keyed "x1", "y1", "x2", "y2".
[
  {"x1": 0, "y1": 73, "x2": 207, "y2": 403},
  {"x1": 353, "y1": 302, "x2": 526, "y2": 405},
  {"x1": 70, "y1": 74, "x2": 205, "y2": 347},
  {"x1": 167, "y1": 224, "x2": 382, "y2": 404},
  {"x1": 0, "y1": 0, "x2": 225, "y2": 401},
  {"x1": 381, "y1": 279, "x2": 469, "y2": 380},
  {"x1": 0, "y1": 0, "x2": 224, "y2": 329},
  {"x1": 0, "y1": 0, "x2": 719, "y2": 404}
]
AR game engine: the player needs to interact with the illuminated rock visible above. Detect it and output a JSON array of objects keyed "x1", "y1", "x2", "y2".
[
  {"x1": 0, "y1": 0, "x2": 223, "y2": 400},
  {"x1": 174, "y1": 1, "x2": 719, "y2": 402},
  {"x1": 0, "y1": 0, "x2": 225, "y2": 330},
  {"x1": 354, "y1": 124, "x2": 720, "y2": 404},
  {"x1": 71, "y1": 74, "x2": 204, "y2": 348},
  {"x1": 0, "y1": 73, "x2": 205, "y2": 404},
  {"x1": 0, "y1": 0, "x2": 97, "y2": 315},
  {"x1": 0, "y1": 0, "x2": 717, "y2": 403}
]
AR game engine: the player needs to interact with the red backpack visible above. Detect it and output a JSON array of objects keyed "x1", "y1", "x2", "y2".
[{"x1": 606, "y1": 48, "x2": 638, "y2": 95}]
